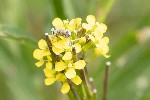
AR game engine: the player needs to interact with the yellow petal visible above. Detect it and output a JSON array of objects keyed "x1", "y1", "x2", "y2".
[
  {"x1": 43, "y1": 50, "x2": 51, "y2": 56},
  {"x1": 102, "y1": 37, "x2": 109, "y2": 44},
  {"x1": 47, "y1": 56, "x2": 52, "y2": 61},
  {"x1": 35, "y1": 59, "x2": 44, "y2": 67},
  {"x1": 52, "y1": 46, "x2": 64, "y2": 55},
  {"x1": 73, "y1": 60, "x2": 86, "y2": 69},
  {"x1": 65, "y1": 68, "x2": 76, "y2": 79},
  {"x1": 71, "y1": 75, "x2": 82, "y2": 85},
  {"x1": 86, "y1": 15, "x2": 95, "y2": 26},
  {"x1": 62, "y1": 52, "x2": 72, "y2": 60},
  {"x1": 82, "y1": 23, "x2": 93, "y2": 30},
  {"x1": 33, "y1": 49, "x2": 43, "y2": 60},
  {"x1": 68, "y1": 19, "x2": 76, "y2": 31},
  {"x1": 74, "y1": 43, "x2": 82, "y2": 53},
  {"x1": 55, "y1": 61, "x2": 67, "y2": 71},
  {"x1": 56, "y1": 73, "x2": 66, "y2": 82},
  {"x1": 93, "y1": 28, "x2": 103, "y2": 40},
  {"x1": 97, "y1": 23, "x2": 107, "y2": 34},
  {"x1": 46, "y1": 62, "x2": 52, "y2": 70},
  {"x1": 43, "y1": 68, "x2": 55, "y2": 77},
  {"x1": 38, "y1": 39, "x2": 47, "y2": 49},
  {"x1": 61, "y1": 82, "x2": 70, "y2": 94},
  {"x1": 60, "y1": 38, "x2": 70, "y2": 49},
  {"x1": 53, "y1": 41, "x2": 62, "y2": 49},
  {"x1": 52, "y1": 18, "x2": 64, "y2": 29},
  {"x1": 45, "y1": 77, "x2": 55, "y2": 85}
]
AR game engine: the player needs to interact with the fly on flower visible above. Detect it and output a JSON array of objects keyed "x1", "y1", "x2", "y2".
[{"x1": 33, "y1": 15, "x2": 110, "y2": 95}]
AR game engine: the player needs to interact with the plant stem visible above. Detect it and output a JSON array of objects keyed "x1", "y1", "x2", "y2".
[
  {"x1": 67, "y1": 79, "x2": 81, "y2": 100},
  {"x1": 89, "y1": 77, "x2": 97, "y2": 100},
  {"x1": 102, "y1": 61, "x2": 111, "y2": 100},
  {"x1": 45, "y1": 33, "x2": 57, "y2": 68}
]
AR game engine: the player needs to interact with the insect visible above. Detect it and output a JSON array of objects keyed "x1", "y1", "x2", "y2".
[{"x1": 51, "y1": 28, "x2": 71, "y2": 38}]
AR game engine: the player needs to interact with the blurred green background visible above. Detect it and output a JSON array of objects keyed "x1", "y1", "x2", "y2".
[{"x1": 0, "y1": 0, "x2": 150, "y2": 100}]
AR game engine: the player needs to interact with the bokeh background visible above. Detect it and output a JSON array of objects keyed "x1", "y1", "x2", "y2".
[{"x1": 0, "y1": 0, "x2": 150, "y2": 100}]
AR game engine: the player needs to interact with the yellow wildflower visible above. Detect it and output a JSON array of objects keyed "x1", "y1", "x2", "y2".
[
  {"x1": 51, "y1": 37, "x2": 70, "y2": 55},
  {"x1": 33, "y1": 15, "x2": 110, "y2": 94},
  {"x1": 33, "y1": 39, "x2": 51, "y2": 67},
  {"x1": 56, "y1": 73, "x2": 66, "y2": 82},
  {"x1": 65, "y1": 60, "x2": 86, "y2": 79}
]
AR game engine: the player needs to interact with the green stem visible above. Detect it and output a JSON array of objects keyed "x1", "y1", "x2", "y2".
[
  {"x1": 67, "y1": 79, "x2": 81, "y2": 100},
  {"x1": 102, "y1": 61, "x2": 111, "y2": 100}
]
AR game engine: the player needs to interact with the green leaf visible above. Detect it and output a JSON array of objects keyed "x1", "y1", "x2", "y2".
[{"x1": 0, "y1": 24, "x2": 35, "y2": 43}]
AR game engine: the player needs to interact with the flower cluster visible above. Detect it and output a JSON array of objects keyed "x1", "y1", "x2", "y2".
[{"x1": 33, "y1": 15, "x2": 109, "y2": 94}]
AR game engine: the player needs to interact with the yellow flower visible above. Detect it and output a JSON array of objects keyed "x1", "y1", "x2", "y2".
[
  {"x1": 94, "y1": 37, "x2": 110, "y2": 58},
  {"x1": 56, "y1": 73, "x2": 66, "y2": 82},
  {"x1": 65, "y1": 60, "x2": 86, "y2": 79},
  {"x1": 52, "y1": 17, "x2": 82, "y2": 32},
  {"x1": 55, "y1": 60, "x2": 67, "y2": 71},
  {"x1": 33, "y1": 15, "x2": 110, "y2": 95},
  {"x1": 61, "y1": 82, "x2": 70, "y2": 94},
  {"x1": 93, "y1": 23, "x2": 107, "y2": 41},
  {"x1": 52, "y1": 37, "x2": 70, "y2": 55},
  {"x1": 82, "y1": 15, "x2": 96, "y2": 30},
  {"x1": 67, "y1": 18, "x2": 82, "y2": 31},
  {"x1": 33, "y1": 39, "x2": 51, "y2": 67}
]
